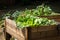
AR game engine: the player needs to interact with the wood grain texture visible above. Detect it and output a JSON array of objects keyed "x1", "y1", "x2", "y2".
[
  {"x1": 0, "y1": 28, "x2": 5, "y2": 40},
  {"x1": 5, "y1": 18, "x2": 58, "y2": 40},
  {"x1": 5, "y1": 18, "x2": 27, "y2": 40},
  {"x1": 39, "y1": 15, "x2": 60, "y2": 22}
]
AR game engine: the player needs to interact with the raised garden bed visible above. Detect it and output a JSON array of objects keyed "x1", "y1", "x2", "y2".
[
  {"x1": 5, "y1": 4, "x2": 60, "y2": 40},
  {"x1": 5, "y1": 18, "x2": 58, "y2": 40}
]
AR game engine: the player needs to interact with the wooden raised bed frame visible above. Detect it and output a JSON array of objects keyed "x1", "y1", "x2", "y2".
[
  {"x1": 39, "y1": 15, "x2": 60, "y2": 22},
  {"x1": 5, "y1": 18, "x2": 58, "y2": 40}
]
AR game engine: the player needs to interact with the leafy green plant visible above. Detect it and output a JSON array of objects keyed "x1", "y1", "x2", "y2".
[
  {"x1": 9, "y1": 4, "x2": 57, "y2": 29},
  {"x1": 16, "y1": 14, "x2": 56, "y2": 28},
  {"x1": 43, "y1": 5, "x2": 52, "y2": 16},
  {"x1": 36, "y1": 5, "x2": 53, "y2": 16}
]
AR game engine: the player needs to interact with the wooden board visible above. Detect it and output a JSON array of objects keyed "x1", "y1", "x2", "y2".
[
  {"x1": 5, "y1": 18, "x2": 28, "y2": 40},
  {"x1": 29, "y1": 25, "x2": 57, "y2": 32},
  {"x1": 27, "y1": 25, "x2": 57, "y2": 40},
  {"x1": 29, "y1": 30, "x2": 58, "y2": 40},
  {"x1": 40, "y1": 15, "x2": 60, "y2": 19},
  {"x1": 39, "y1": 15, "x2": 60, "y2": 22},
  {"x1": 0, "y1": 28, "x2": 5, "y2": 40}
]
